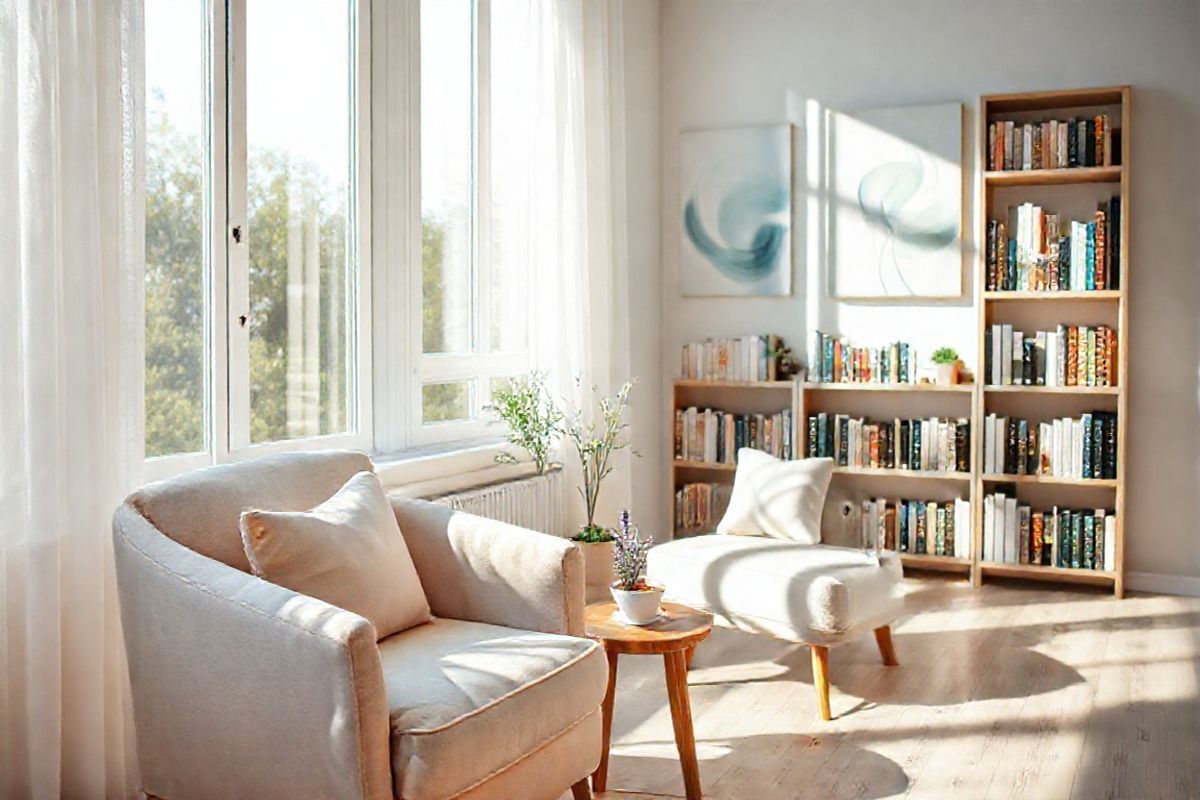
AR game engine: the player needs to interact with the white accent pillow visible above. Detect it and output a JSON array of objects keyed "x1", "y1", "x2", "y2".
[
  {"x1": 240, "y1": 470, "x2": 432, "y2": 640},
  {"x1": 715, "y1": 448, "x2": 833, "y2": 543}
]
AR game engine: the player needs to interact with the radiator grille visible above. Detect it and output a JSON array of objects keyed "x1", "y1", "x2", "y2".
[{"x1": 424, "y1": 467, "x2": 566, "y2": 537}]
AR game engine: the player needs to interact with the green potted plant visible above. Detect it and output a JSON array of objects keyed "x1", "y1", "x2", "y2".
[
  {"x1": 485, "y1": 371, "x2": 562, "y2": 474},
  {"x1": 932, "y1": 347, "x2": 961, "y2": 386},
  {"x1": 564, "y1": 379, "x2": 637, "y2": 601},
  {"x1": 610, "y1": 509, "x2": 661, "y2": 624}
]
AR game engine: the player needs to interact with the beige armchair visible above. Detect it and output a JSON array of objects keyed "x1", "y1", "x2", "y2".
[{"x1": 113, "y1": 451, "x2": 605, "y2": 800}]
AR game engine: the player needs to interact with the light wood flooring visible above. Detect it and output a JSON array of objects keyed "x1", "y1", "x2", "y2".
[{"x1": 565, "y1": 575, "x2": 1200, "y2": 800}]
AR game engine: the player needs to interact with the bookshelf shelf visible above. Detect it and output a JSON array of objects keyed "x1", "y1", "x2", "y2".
[
  {"x1": 984, "y1": 165, "x2": 1121, "y2": 187},
  {"x1": 981, "y1": 473, "x2": 1118, "y2": 488},
  {"x1": 976, "y1": 86, "x2": 1129, "y2": 598},
  {"x1": 833, "y1": 466, "x2": 972, "y2": 482},
  {"x1": 801, "y1": 382, "x2": 974, "y2": 394},
  {"x1": 673, "y1": 459, "x2": 736, "y2": 473},
  {"x1": 984, "y1": 385, "x2": 1119, "y2": 396},
  {"x1": 978, "y1": 561, "x2": 1117, "y2": 587},
  {"x1": 899, "y1": 553, "x2": 973, "y2": 574},
  {"x1": 984, "y1": 290, "x2": 1121, "y2": 302},
  {"x1": 674, "y1": 379, "x2": 795, "y2": 390}
]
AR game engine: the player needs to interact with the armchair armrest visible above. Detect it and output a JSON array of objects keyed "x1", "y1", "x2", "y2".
[
  {"x1": 390, "y1": 497, "x2": 585, "y2": 636},
  {"x1": 112, "y1": 505, "x2": 392, "y2": 800}
]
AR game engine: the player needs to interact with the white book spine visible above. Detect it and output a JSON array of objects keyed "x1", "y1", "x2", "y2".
[{"x1": 1104, "y1": 516, "x2": 1116, "y2": 571}]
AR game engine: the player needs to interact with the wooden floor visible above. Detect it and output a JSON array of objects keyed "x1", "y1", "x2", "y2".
[{"x1": 563, "y1": 575, "x2": 1200, "y2": 800}]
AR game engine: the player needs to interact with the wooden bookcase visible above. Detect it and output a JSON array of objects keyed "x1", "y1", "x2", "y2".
[
  {"x1": 975, "y1": 86, "x2": 1130, "y2": 597},
  {"x1": 669, "y1": 380, "x2": 799, "y2": 538}
]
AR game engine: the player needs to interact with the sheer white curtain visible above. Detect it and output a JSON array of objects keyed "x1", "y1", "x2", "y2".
[
  {"x1": 0, "y1": 1, "x2": 144, "y2": 797},
  {"x1": 491, "y1": 0, "x2": 633, "y2": 532}
]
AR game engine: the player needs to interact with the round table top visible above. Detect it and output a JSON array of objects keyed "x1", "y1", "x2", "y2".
[{"x1": 585, "y1": 601, "x2": 713, "y2": 654}]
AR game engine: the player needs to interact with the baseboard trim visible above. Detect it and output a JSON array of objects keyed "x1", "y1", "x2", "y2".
[{"x1": 1125, "y1": 571, "x2": 1200, "y2": 598}]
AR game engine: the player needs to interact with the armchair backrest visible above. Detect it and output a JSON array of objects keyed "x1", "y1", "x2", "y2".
[{"x1": 126, "y1": 450, "x2": 373, "y2": 572}]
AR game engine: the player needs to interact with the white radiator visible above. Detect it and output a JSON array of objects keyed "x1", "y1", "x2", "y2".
[{"x1": 423, "y1": 467, "x2": 566, "y2": 537}]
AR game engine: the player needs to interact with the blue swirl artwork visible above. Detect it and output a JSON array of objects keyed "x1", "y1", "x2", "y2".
[{"x1": 679, "y1": 126, "x2": 792, "y2": 296}]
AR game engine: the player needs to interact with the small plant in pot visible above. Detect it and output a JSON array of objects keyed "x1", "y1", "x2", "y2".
[
  {"x1": 932, "y1": 347, "x2": 961, "y2": 386},
  {"x1": 485, "y1": 371, "x2": 563, "y2": 475},
  {"x1": 610, "y1": 510, "x2": 662, "y2": 625}
]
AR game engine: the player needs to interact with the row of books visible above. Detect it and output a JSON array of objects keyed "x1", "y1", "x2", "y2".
[
  {"x1": 674, "y1": 482, "x2": 732, "y2": 533},
  {"x1": 987, "y1": 115, "x2": 1116, "y2": 172},
  {"x1": 807, "y1": 414, "x2": 970, "y2": 474},
  {"x1": 982, "y1": 412, "x2": 1117, "y2": 479},
  {"x1": 680, "y1": 335, "x2": 783, "y2": 382},
  {"x1": 986, "y1": 198, "x2": 1121, "y2": 291},
  {"x1": 861, "y1": 497, "x2": 972, "y2": 559},
  {"x1": 806, "y1": 332, "x2": 918, "y2": 384},
  {"x1": 984, "y1": 324, "x2": 1117, "y2": 387},
  {"x1": 674, "y1": 407, "x2": 794, "y2": 464},
  {"x1": 983, "y1": 491, "x2": 1115, "y2": 571}
]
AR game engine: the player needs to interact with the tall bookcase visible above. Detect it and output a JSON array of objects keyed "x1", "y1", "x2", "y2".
[{"x1": 975, "y1": 86, "x2": 1130, "y2": 597}]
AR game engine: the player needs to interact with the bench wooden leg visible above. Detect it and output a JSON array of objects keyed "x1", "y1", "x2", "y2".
[
  {"x1": 874, "y1": 625, "x2": 899, "y2": 666},
  {"x1": 810, "y1": 644, "x2": 832, "y2": 721},
  {"x1": 571, "y1": 777, "x2": 592, "y2": 799}
]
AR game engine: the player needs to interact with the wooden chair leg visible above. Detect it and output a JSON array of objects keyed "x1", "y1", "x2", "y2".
[
  {"x1": 684, "y1": 644, "x2": 696, "y2": 671},
  {"x1": 874, "y1": 625, "x2": 899, "y2": 666},
  {"x1": 810, "y1": 644, "x2": 832, "y2": 721},
  {"x1": 571, "y1": 777, "x2": 593, "y2": 799}
]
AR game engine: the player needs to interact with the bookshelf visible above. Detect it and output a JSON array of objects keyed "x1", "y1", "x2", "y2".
[
  {"x1": 670, "y1": 379, "x2": 800, "y2": 539},
  {"x1": 975, "y1": 86, "x2": 1130, "y2": 597},
  {"x1": 798, "y1": 382, "x2": 977, "y2": 576}
]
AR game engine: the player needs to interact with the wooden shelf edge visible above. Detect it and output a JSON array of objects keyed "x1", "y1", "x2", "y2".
[
  {"x1": 984, "y1": 166, "x2": 1121, "y2": 186},
  {"x1": 899, "y1": 554, "x2": 973, "y2": 574},
  {"x1": 802, "y1": 382, "x2": 974, "y2": 393},
  {"x1": 984, "y1": 385, "x2": 1120, "y2": 396},
  {"x1": 674, "y1": 379, "x2": 796, "y2": 389},
  {"x1": 673, "y1": 460, "x2": 736, "y2": 472},
  {"x1": 984, "y1": 290, "x2": 1121, "y2": 301},
  {"x1": 980, "y1": 562, "x2": 1117, "y2": 587},
  {"x1": 980, "y1": 474, "x2": 1117, "y2": 488}
]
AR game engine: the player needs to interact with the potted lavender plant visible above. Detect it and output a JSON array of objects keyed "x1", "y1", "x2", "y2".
[{"x1": 610, "y1": 510, "x2": 662, "y2": 625}]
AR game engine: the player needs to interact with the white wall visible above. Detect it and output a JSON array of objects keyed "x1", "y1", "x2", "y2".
[
  {"x1": 658, "y1": 0, "x2": 1200, "y2": 583},
  {"x1": 621, "y1": 0, "x2": 664, "y2": 537}
]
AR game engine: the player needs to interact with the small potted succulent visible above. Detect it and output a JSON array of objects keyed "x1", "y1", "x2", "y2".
[
  {"x1": 610, "y1": 510, "x2": 662, "y2": 625},
  {"x1": 932, "y1": 347, "x2": 961, "y2": 386}
]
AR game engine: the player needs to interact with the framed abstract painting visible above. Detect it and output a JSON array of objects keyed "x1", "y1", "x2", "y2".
[
  {"x1": 827, "y1": 102, "x2": 964, "y2": 299},
  {"x1": 679, "y1": 125, "x2": 793, "y2": 297}
]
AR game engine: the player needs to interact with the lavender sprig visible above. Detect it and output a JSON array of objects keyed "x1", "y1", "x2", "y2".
[{"x1": 612, "y1": 509, "x2": 653, "y2": 590}]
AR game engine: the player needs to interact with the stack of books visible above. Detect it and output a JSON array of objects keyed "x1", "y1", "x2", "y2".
[
  {"x1": 983, "y1": 491, "x2": 1115, "y2": 571},
  {"x1": 807, "y1": 414, "x2": 970, "y2": 473},
  {"x1": 860, "y1": 497, "x2": 972, "y2": 558},
  {"x1": 674, "y1": 482, "x2": 732, "y2": 533},
  {"x1": 987, "y1": 115, "x2": 1116, "y2": 171},
  {"x1": 983, "y1": 412, "x2": 1117, "y2": 479},
  {"x1": 680, "y1": 335, "x2": 782, "y2": 382},
  {"x1": 674, "y1": 407, "x2": 793, "y2": 464},
  {"x1": 985, "y1": 324, "x2": 1117, "y2": 387},
  {"x1": 986, "y1": 199, "x2": 1121, "y2": 291},
  {"x1": 807, "y1": 332, "x2": 918, "y2": 384}
]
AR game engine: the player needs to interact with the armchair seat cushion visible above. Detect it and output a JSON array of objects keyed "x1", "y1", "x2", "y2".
[
  {"x1": 380, "y1": 618, "x2": 606, "y2": 800},
  {"x1": 646, "y1": 535, "x2": 903, "y2": 646}
]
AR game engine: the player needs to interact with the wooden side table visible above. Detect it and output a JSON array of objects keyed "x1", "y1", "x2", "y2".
[{"x1": 585, "y1": 601, "x2": 713, "y2": 800}]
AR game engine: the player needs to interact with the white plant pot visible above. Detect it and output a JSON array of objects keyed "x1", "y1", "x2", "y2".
[
  {"x1": 610, "y1": 583, "x2": 665, "y2": 625},
  {"x1": 936, "y1": 362, "x2": 959, "y2": 386},
  {"x1": 580, "y1": 540, "x2": 616, "y2": 604}
]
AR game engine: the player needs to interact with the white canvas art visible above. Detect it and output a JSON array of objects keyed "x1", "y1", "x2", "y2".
[
  {"x1": 828, "y1": 102, "x2": 963, "y2": 298},
  {"x1": 679, "y1": 125, "x2": 792, "y2": 297}
]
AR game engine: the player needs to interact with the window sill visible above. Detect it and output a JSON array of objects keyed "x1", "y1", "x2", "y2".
[{"x1": 373, "y1": 438, "x2": 538, "y2": 495}]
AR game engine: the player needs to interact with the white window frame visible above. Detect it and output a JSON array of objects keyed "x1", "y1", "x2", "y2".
[
  {"x1": 403, "y1": 0, "x2": 528, "y2": 448},
  {"x1": 145, "y1": 0, "x2": 372, "y2": 481}
]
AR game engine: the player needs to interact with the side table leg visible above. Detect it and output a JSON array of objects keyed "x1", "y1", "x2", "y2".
[
  {"x1": 593, "y1": 650, "x2": 619, "y2": 793},
  {"x1": 664, "y1": 649, "x2": 703, "y2": 800}
]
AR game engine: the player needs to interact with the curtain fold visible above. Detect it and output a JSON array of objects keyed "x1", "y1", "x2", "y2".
[
  {"x1": 0, "y1": 1, "x2": 144, "y2": 797},
  {"x1": 492, "y1": 0, "x2": 633, "y2": 533}
]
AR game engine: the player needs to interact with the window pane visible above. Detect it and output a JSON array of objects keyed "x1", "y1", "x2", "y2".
[
  {"x1": 144, "y1": 0, "x2": 208, "y2": 458},
  {"x1": 421, "y1": 0, "x2": 474, "y2": 355},
  {"x1": 246, "y1": 0, "x2": 354, "y2": 443},
  {"x1": 422, "y1": 381, "x2": 473, "y2": 424},
  {"x1": 488, "y1": 3, "x2": 529, "y2": 353}
]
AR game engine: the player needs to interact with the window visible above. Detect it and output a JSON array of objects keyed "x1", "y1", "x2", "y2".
[
  {"x1": 144, "y1": 0, "x2": 368, "y2": 472},
  {"x1": 414, "y1": 0, "x2": 528, "y2": 445}
]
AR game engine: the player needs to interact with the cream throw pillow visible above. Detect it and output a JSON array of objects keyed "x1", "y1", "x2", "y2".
[
  {"x1": 715, "y1": 448, "x2": 833, "y2": 543},
  {"x1": 240, "y1": 470, "x2": 431, "y2": 640}
]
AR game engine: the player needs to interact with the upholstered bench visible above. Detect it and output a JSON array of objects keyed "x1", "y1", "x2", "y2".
[{"x1": 648, "y1": 449, "x2": 905, "y2": 721}]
